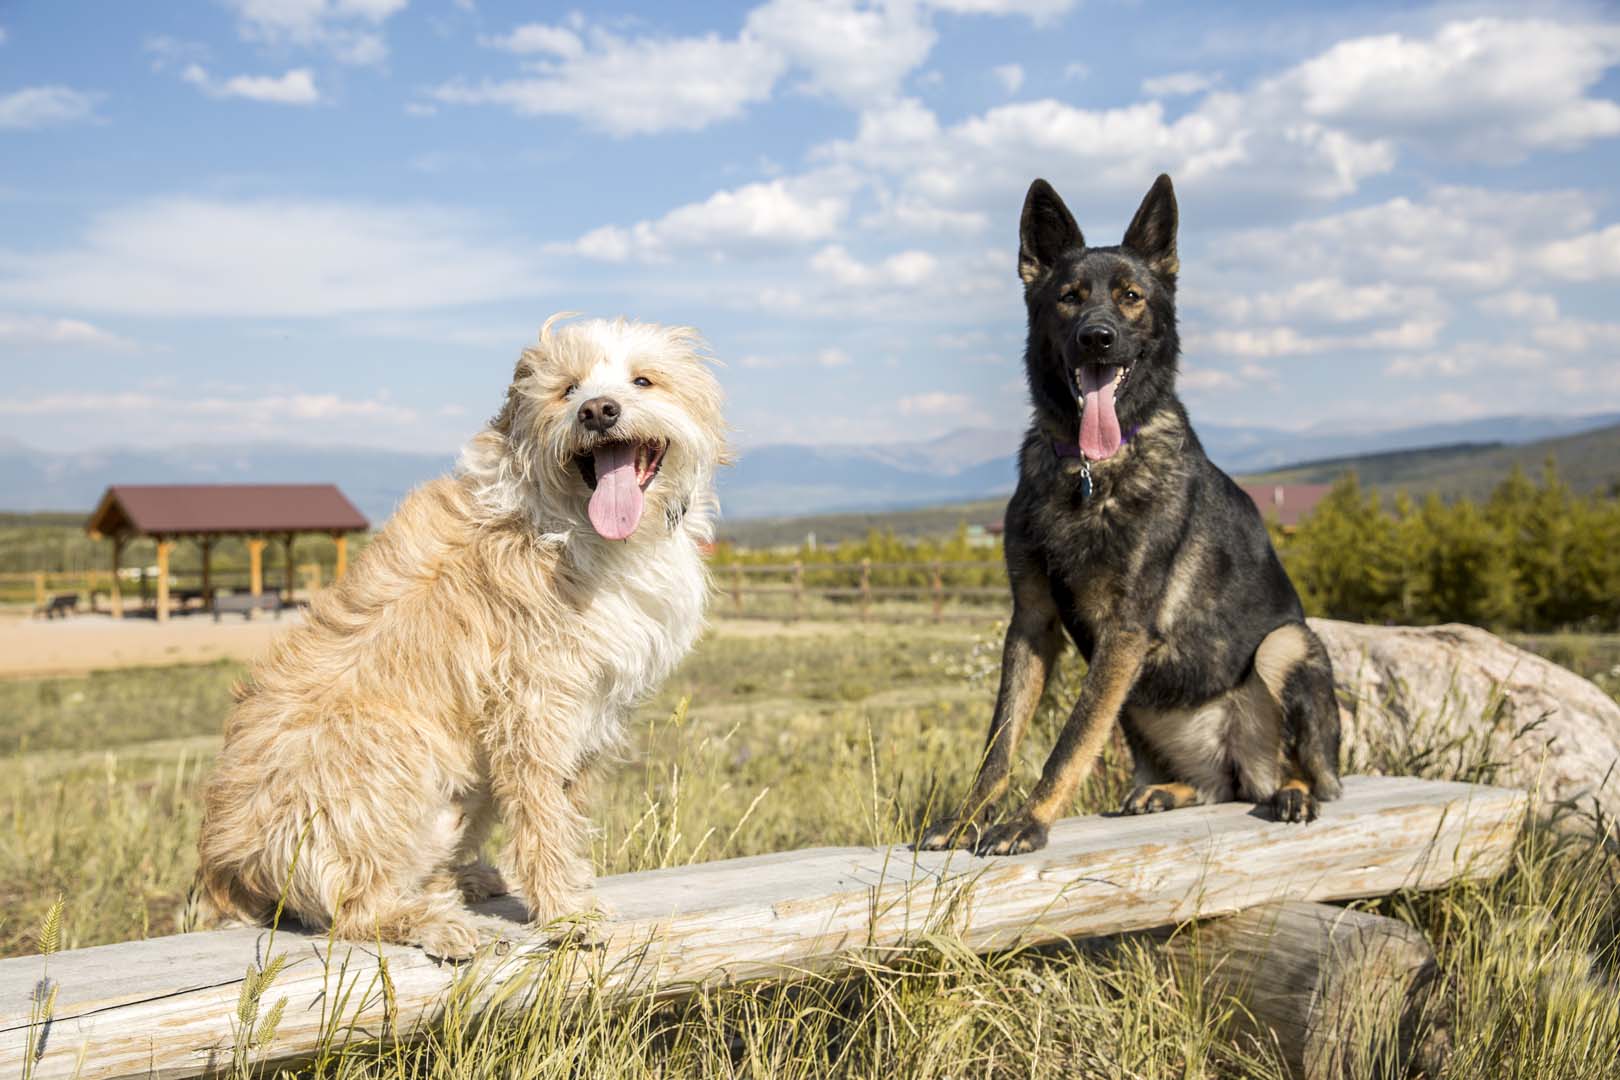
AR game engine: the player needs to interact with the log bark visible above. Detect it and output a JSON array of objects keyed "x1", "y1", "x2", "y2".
[
  {"x1": 1152, "y1": 901, "x2": 1448, "y2": 1080},
  {"x1": 0, "y1": 776, "x2": 1520, "y2": 1080}
]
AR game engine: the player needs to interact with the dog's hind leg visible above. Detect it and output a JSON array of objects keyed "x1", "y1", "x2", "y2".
[
  {"x1": 918, "y1": 571, "x2": 1064, "y2": 851},
  {"x1": 332, "y1": 875, "x2": 485, "y2": 961},
  {"x1": 1254, "y1": 623, "x2": 1343, "y2": 820}
]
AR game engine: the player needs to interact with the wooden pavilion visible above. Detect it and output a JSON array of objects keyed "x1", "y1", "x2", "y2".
[{"x1": 85, "y1": 484, "x2": 368, "y2": 621}]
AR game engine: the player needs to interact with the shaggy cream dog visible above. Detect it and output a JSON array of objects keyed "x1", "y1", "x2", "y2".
[{"x1": 195, "y1": 314, "x2": 725, "y2": 958}]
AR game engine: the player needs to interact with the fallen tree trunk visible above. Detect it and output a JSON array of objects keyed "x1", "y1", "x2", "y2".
[
  {"x1": 1150, "y1": 901, "x2": 1449, "y2": 1080},
  {"x1": 0, "y1": 776, "x2": 1520, "y2": 1080}
]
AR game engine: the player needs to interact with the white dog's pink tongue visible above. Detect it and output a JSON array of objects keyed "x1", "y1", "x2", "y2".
[
  {"x1": 1078, "y1": 365, "x2": 1123, "y2": 461},
  {"x1": 588, "y1": 444, "x2": 644, "y2": 541}
]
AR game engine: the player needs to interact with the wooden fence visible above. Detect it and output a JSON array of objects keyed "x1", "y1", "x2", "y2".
[{"x1": 715, "y1": 559, "x2": 1009, "y2": 622}]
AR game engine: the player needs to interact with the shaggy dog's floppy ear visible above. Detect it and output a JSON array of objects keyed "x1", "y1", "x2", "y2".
[
  {"x1": 489, "y1": 312, "x2": 581, "y2": 435},
  {"x1": 1019, "y1": 178, "x2": 1083, "y2": 285},
  {"x1": 1122, "y1": 174, "x2": 1179, "y2": 278}
]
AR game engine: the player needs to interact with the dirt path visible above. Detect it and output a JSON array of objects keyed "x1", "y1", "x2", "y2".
[
  {"x1": 0, "y1": 611, "x2": 988, "y2": 679},
  {"x1": 0, "y1": 611, "x2": 301, "y2": 677}
]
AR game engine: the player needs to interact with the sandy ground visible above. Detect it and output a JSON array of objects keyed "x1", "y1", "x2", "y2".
[
  {"x1": 0, "y1": 609, "x2": 303, "y2": 678},
  {"x1": 0, "y1": 608, "x2": 989, "y2": 679}
]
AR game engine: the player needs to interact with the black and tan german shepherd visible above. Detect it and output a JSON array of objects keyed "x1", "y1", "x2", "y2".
[{"x1": 920, "y1": 175, "x2": 1342, "y2": 856}]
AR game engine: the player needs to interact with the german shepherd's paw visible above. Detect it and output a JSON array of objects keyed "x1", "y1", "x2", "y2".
[
  {"x1": 1271, "y1": 785, "x2": 1319, "y2": 823},
  {"x1": 975, "y1": 815, "x2": 1049, "y2": 856},
  {"x1": 1121, "y1": 785, "x2": 1183, "y2": 815},
  {"x1": 917, "y1": 817, "x2": 983, "y2": 851}
]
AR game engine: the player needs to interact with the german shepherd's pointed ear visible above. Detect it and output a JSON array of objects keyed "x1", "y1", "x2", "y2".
[
  {"x1": 1019, "y1": 179, "x2": 1083, "y2": 285},
  {"x1": 1122, "y1": 174, "x2": 1179, "y2": 277}
]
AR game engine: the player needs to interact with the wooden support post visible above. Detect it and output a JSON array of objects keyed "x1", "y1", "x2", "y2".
[
  {"x1": 109, "y1": 537, "x2": 123, "y2": 618},
  {"x1": 282, "y1": 534, "x2": 296, "y2": 604},
  {"x1": 333, "y1": 533, "x2": 349, "y2": 581},
  {"x1": 1149, "y1": 901, "x2": 1451, "y2": 1080},
  {"x1": 731, "y1": 564, "x2": 743, "y2": 616},
  {"x1": 860, "y1": 557, "x2": 872, "y2": 622},
  {"x1": 931, "y1": 560, "x2": 943, "y2": 623},
  {"x1": 0, "y1": 776, "x2": 1521, "y2": 1080},
  {"x1": 247, "y1": 538, "x2": 266, "y2": 597},
  {"x1": 198, "y1": 537, "x2": 213, "y2": 606},
  {"x1": 154, "y1": 539, "x2": 172, "y2": 624},
  {"x1": 33, "y1": 571, "x2": 46, "y2": 607},
  {"x1": 792, "y1": 559, "x2": 804, "y2": 622},
  {"x1": 301, "y1": 562, "x2": 322, "y2": 596}
]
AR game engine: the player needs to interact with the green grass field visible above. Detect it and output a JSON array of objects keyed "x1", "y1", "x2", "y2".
[{"x1": 3, "y1": 622, "x2": 1619, "y2": 1078}]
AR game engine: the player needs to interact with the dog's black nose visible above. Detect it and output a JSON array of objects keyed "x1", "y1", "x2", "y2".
[
  {"x1": 577, "y1": 397, "x2": 621, "y2": 432},
  {"x1": 1078, "y1": 325, "x2": 1115, "y2": 352}
]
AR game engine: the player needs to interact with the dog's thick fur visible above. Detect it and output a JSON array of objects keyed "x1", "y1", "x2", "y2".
[
  {"x1": 920, "y1": 176, "x2": 1342, "y2": 856},
  {"x1": 195, "y1": 315, "x2": 726, "y2": 958}
]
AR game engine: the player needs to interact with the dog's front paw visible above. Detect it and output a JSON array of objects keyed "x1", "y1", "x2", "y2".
[
  {"x1": 975, "y1": 815, "x2": 1049, "y2": 856},
  {"x1": 1272, "y1": 786, "x2": 1318, "y2": 824},
  {"x1": 456, "y1": 859, "x2": 509, "y2": 903},
  {"x1": 1121, "y1": 785, "x2": 1178, "y2": 815},
  {"x1": 412, "y1": 914, "x2": 483, "y2": 962},
  {"x1": 917, "y1": 816, "x2": 982, "y2": 851}
]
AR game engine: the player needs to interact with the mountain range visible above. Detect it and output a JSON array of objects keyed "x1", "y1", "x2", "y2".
[{"x1": 1, "y1": 411, "x2": 1617, "y2": 524}]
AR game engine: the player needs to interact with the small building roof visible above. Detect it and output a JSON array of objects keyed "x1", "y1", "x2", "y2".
[
  {"x1": 1238, "y1": 483, "x2": 1332, "y2": 529},
  {"x1": 86, "y1": 484, "x2": 369, "y2": 540}
]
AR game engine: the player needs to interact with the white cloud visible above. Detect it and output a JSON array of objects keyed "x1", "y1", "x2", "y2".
[
  {"x1": 817, "y1": 347, "x2": 852, "y2": 367},
  {"x1": 440, "y1": 0, "x2": 1077, "y2": 135},
  {"x1": 991, "y1": 63, "x2": 1024, "y2": 94},
  {"x1": 0, "y1": 86, "x2": 100, "y2": 130},
  {"x1": 183, "y1": 66, "x2": 321, "y2": 106},
  {"x1": 0, "y1": 198, "x2": 538, "y2": 317},
  {"x1": 897, "y1": 390, "x2": 988, "y2": 422},
  {"x1": 1216, "y1": 187, "x2": 1595, "y2": 292},
  {"x1": 1535, "y1": 224, "x2": 1620, "y2": 281},
  {"x1": 223, "y1": 0, "x2": 405, "y2": 65},
  {"x1": 144, "y1": 35, "x2": 208, "y2": 72},
  {"x1": 810, "y1": 245, "x2": 937, "y2": 287},
  {"x1": 0, "y1": 390, "x2": 417, "y2": 423},
  {"x1": 433, "y1": 30, "x2": 783, "y2": 136},
  {"x1": 560, "y1": 176, "x2": 851, "y2": 261},
  {"x1": 1270, "y1": 18, "x2": 1620, "y2": 163},
  {"x1": 1141, "y1": 71, "x2": 1218, "y2": 97},
  {"x1": 0, "y1": 27, "x2": 8, "y2": 45},
  {"x1": 481, "y1": 23, "x2": 584, "y2": 57},
  {"x1": 1385, "y1": 342, "x2": 1549, "y2": 378},
  {"x1": 0, "y1": 313, "x2": 136, "y2": 350},
  {"x1": 1191, "y1": 317, "x2": 1444, "y2": 360},
  {"x1": 747, "y1": 0, "x2": 937, "y2": 107},
  {"x1": 1062, "y1": 62, "x2": 1089, "y2": 81}
]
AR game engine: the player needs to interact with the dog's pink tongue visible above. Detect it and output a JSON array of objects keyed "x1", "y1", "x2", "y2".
[
  {"x1": 1079, "y1": 365, "x2": 1123, "y2": 461},
  {"x1": 587, "y1": 444, "x2": 644, "y2": 541}
]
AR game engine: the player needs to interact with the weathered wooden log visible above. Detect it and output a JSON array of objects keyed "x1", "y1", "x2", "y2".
[
  {"x1": 1151, "y1": 901, "x2": 1449, "y2": 1080},
  {"x1": 0, "y1": 776, "x2": 1521, "y2": 1080}
]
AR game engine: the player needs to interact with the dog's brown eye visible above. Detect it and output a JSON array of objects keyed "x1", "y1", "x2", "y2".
[
  {"x1": 562, "y1": 383, "x2": 578, "y2": 399},
  {"x1": 1123, "y1": 289, "x2": 1143, "y2": 303},
  {"x1": 633, "y1": 376, "x2": 653, "y2": 388},
  {"x1": 1062, "y1": 290, "x2": 1081, "y2": 304}
]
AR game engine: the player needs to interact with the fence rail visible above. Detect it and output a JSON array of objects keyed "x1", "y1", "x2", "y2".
[{"x1": 714, "y1": 558, "x2": 1009, "y2": 622}]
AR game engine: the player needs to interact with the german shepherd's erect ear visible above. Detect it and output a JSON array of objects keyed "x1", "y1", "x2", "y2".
[
  {"x1": 1121, "y1": 174, "x2": 1179, "y2": 278},
  {"x1": 1019, "y1": 178, "x2": 1083, "y2": 285}
]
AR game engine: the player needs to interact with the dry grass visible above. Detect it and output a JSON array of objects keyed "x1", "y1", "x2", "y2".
[{"x1": 3, "y1": 620, "x2": 1619, "y2": 1078}]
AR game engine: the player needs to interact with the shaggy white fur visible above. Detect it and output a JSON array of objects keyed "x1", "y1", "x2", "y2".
[{"x1": 195, "y1": 315, "x2": 725, "y2": 958}]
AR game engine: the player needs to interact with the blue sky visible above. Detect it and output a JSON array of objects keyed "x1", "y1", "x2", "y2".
[{"x1": 3, "y1": 0, "x2": 1620, "y2": 455}]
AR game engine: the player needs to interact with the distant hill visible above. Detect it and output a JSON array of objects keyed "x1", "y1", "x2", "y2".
[
  {"x1": 2, "y1": 411, "x2": 1617, "y2": 524},
  {"x1": 1241, "y1": 422, "x2": 1620, "y2": 500}
]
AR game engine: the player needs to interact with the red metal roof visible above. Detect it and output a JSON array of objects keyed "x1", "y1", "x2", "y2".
[
  {"x1": 1238, "y1": 483, "x2": 1332, "y2": 529},
  {"x1": 86, "y1": 484, "x2": 369, "y2": 538}
]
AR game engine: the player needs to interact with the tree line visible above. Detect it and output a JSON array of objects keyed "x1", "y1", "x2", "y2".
[{"x1": 1278, "y1": 463, "x2": 1620, "y2": 632}]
